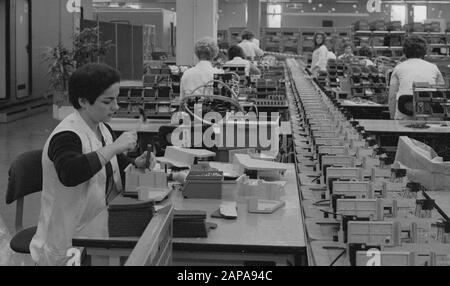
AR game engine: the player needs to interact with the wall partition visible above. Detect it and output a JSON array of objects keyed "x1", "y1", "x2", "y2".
[{"x1": 0, "y1": 0, "x2": 7, "y2": 100}]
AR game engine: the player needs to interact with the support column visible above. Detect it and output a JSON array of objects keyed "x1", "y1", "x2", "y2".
[
  {"x1": 260, "y1": 1, "x2": 267, "y2": 28},
  {"x1": 176, "y1": 0, "x2": 218, "y2": 65},
  {"x1": 247, "y1": 0, "x2": 261, "y2": 39},
  {"x1": 407, "y1": 3, "x2": 414, "y2": 25},
  {"x1": 0, "y1": 0, "x2": 6, "y2": 99}
]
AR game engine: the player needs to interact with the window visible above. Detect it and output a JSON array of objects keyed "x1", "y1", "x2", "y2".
[
  {"x1": 391, "y1": 5, "x2": 406, "y2": 26},
  {"x1": 413, "y1": 5, "x2": 427, "y2": 23},
  {"x1": 267, "y1": 4, "x2": 281, "y2": 28}
]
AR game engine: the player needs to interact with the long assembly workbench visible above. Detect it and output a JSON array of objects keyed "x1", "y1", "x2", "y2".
[{"x1": 285, "y1": 58, "x2": 450, "y2": 266}]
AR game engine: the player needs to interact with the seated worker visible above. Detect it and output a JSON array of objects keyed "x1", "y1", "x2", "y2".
[
  {"x1": 213, "y1": 50, "x2": 228, "y2": 69},
  {"x1": 180, "y1": 37, "x2": 223, "y2": 100},
  {"x1": 357, "y1": 46, "x2": 375, "y2": 67},
  {"x1": 224, "y1": 45, "x2": 261, "y2": 76},
  {"x1": 389, "y1": 36, "x2": 445, "y2": 120},
  {"x1": 238, "y1": 29, "x2": 265, "y2": 61},
  {"x1": 338, "y1": 43, "x2": 354, "y2": 60},
  {"x1": 325, "y1": 40, "x2": 337, "y2": 61},
  {"x1": 311, "y1": 32, "x2": 329, "y2": 77},
  {"x1": 30, "y1": 63, "x2": 156, "y2": 266}
]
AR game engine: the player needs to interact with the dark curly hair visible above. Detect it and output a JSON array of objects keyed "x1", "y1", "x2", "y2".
[
  {"x1": 358, "y1": 46, "x2": 372, "y2": 58},
  {"x1": 403, "y1": 36, "x2": 427, "y2": 59},
  {"x1": 69, "y1": 63, "x2": 120, "y2": 110},
  {"x1": 228, "y1": 45, "x2": 245, "y2": 60},
  {"x1": 342, "y1": 42, "x2": 353, "y2": 50},
  {"x1": 241, "y1": 29, "x2": 255, "y2": 41}
]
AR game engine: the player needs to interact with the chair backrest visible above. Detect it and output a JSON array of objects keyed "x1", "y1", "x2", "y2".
[
  {"x1": 6, "y1": 150, "x2": 43, "y2": 205},
  {"x1": 398, "y1": 94, "x2": 414, "y2": 116}
]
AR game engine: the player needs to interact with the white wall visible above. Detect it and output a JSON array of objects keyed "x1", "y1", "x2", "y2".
[
  {"x1": 0, "y1": 0, "x2": 6, "y2": 99},
  {"x1": 218, "y1": 1, "x2": 246, "y2": 30}
]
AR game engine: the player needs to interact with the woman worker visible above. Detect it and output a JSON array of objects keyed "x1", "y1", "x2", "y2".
[
  {"x1": 180, "y1": 37, "x2": 223, "y2": 100},
  {"x1": 389, "y1": 36, "x2": 444, "y2": 120},
  {"x1": 225, "y1": 45, "x2": 261, "y2": 76},
  {"x1": 338, "y1": 43, "x2": 355, "y2": 60},
  {"x1": 30, "y1": 63, "x2": 155, "y2": 266},
  {"x1": 357, "y1": 46, "x2": 375, "y2": 67},
  {"x1": 238, "y1": 29, "x2": 265, "y2": 61},
  {"x1": 311, "y1": 32, "x2": 329, "y2": 77}
]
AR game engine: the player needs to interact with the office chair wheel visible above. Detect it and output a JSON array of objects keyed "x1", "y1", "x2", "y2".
[{"x1": 181, "y1": 80, "x2": 244, "y2": 125}]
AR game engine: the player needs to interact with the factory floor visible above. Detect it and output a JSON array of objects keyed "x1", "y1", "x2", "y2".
[{"x1": 0, "y1": 108, "x2": 58, "y2": 265}]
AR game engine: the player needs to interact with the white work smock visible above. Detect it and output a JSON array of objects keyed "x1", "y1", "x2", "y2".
[
  {"x1": 225, "y1": 57, "x2": 251, "y2": 76},
  {"x1": 179, "y1": 60, "x2": 223, "y2": 100},
  {"x1": 30, "y1": 111, "x2": 122, "y2": 266},
  {"x1": 311, "y1": 45, "x2": 329, "y2": 77},
  {"x1": 238, "y1": 40, "x2": 264, "y2": 60},
  {"x1": 389, "y1": 58, "x2": 444, "y2": 120}
]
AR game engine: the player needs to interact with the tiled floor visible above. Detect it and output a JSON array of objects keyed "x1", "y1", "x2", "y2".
[{"x1": 0, "y1": 108, "x2": 58, "y2": 265}]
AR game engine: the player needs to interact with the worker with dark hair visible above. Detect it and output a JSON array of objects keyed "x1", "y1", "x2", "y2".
[
  {"x1": 389, "y1": 36, "x2": 444, "y2": 120},
  {"x1": 357, "y1": 46, "x2": 375, "y2": 66},
  {"x1": 30, "y1": 63, "x2": 155, "y2": 265},
  {"x1": 238, "y1": 29, "x2": 264, "y2": 60},
  {"x1": 338, "y1": 43, "x2": 354, "y2": 60},
  {"x1": 311, "y1": 32, "x2": 329, "y2": 77},
  {"x1": 225, "y1": 45, "x2": 261, "y2": 76}
]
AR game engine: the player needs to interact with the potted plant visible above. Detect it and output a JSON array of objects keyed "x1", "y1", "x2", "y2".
[
  {"x1": 72, "y1": 27, "x2": 114, "y2": 68},
  {"x1": 43, "y1": 27, "x2": 114, "y2": 120}
]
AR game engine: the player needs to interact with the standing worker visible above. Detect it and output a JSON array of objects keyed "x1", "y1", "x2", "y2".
[
  {"x1": 311, "y1": 32, "x2": 329, "y2": 77},
  {"x1": 389, "y1": 36, "x2": 445, "y2": 120}
]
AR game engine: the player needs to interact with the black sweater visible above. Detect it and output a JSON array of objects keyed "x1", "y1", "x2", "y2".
[{"x1": 48, "y1": 124, "x2": 133, "y2": 188}]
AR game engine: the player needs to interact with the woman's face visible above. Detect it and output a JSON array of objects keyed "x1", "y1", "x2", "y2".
[
  {"x1": 316, "y1": 35, "x2": 324, "y2": 45},
  {"x1": 345, "y1": 46, "x2": 353, "y2": 55},
  {"x1": 80, "y1": 82, "x2": 120, "y2": 123}
]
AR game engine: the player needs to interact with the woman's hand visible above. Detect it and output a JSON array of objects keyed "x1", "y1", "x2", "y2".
[
  {"x1": 135, "y1": 151, "x2": 157, "y2": 170},
  {"x1": 113, "y1": 131, "x2": 137, "y2": 154}
]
